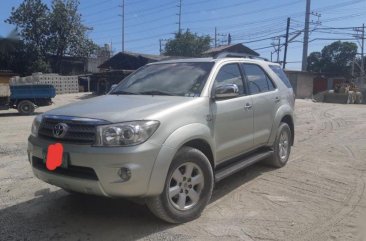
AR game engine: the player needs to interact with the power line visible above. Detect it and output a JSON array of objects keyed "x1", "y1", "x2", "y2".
[
  {"x1": 183, "y1": 0, "x2": 259, "y2": 15},
  {"x1": 79, "y1": 0, "x2": 118, "y2": 11},
  {"x1": 184, "y1": 0, "x2": 303, "y2": 24}
]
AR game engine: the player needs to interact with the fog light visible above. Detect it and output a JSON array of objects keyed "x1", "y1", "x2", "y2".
[{"x1": 118, "y1": 167, "x2": 131, "y2": 181}]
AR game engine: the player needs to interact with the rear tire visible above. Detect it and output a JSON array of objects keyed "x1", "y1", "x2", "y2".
[
  {"x1": 146, "y1": 146, "x2": 214, "y2": 223},
  {"x1": 17, "y1": 100, "x2": 35, "y2": 115},
  {"x1": 265, "y1": 122, "x2": 292, "y2": 168}
]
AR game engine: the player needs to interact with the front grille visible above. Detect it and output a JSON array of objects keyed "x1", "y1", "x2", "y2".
[
  {"x1": 32, "y1": 156, "x2": 98, "y2": 180},
  {"x1": 38, "y1": 116, "x2": 103, "y2": 144}
]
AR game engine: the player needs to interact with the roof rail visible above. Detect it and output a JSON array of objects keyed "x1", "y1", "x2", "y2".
[{"x1": 213, "y1": 52, "x2": 269, "y2": 61}]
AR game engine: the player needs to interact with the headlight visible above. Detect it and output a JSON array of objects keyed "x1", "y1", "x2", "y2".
[
  {"x1": 95, "y1": 120, "x2": 160, "y2": 146},
  {"x1": 31, "y1": 115, "x2": 43, "y2": 137}
]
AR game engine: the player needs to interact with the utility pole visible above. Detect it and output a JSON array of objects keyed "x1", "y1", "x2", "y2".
[
  {"x1": 228, "y1": 33, "x2": 232, "y2": 45},
  {"x1": 177, "y1": 0, "x2": 182, "y2": 34},
  {"x1": 118, "y1": 0, "x2": 125, "y2": 52},
  {"x1": 271, "y1": 37, "x2": 281, "y2": 63},
  {"x1": 214, "y1": 27, "x2": 217, "y2": 47},
  {"x1": 302, "y1": 0, "x2": 311, "y2": 71},
  {"x1": 159, "y1": 39, "x2": 169, "y2": 55},
  {"x1": 159, "y1": 39, "x2": 162, "y2": 55},
  {"x1": 283, "y1": 17, "x2": 290, "y2": 69},
  {"x1": 276, "y1": 37, "x2": 281, "y2": 63},
  {"x1": 361, "y1": 23, "x2": 365, "y2": 84}
]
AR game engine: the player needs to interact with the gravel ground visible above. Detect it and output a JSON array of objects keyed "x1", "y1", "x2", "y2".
[{"x1": 0, "y1": 93, "x2": 366, "y2": 241}]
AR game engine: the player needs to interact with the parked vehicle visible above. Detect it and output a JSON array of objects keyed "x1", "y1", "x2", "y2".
[
  {"x1": 28, "y1": 53, "x2": 295, "y2": 223},
  {"x1": 0, "y1": 84, "x2": 56, "y2": 115}
]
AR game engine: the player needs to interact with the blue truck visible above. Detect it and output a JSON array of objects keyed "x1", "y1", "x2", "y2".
[{"x1": 0, "y1": 84, "x2": 56, "y2": 115}]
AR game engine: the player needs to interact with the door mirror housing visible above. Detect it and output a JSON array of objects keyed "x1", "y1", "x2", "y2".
[
  {"x1": 110, "y1": 84, "x2": 118, "y2": 91},
  {"x1": 214, "y1": 84, "x2": 240, "y2": 99}
]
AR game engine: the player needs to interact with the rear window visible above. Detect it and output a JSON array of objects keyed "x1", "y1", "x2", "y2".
[{"x1": 269, "y1": 65, "x2": 292, "y2": 88}]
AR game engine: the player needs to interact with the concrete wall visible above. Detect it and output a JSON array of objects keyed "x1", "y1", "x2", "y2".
[
  {"x1": 0, "y1": 84, "x2": 10, "y2": 97},
  {"x1": 10, "y1": 73, "x2": 79, "y2": 95},
  {"x1": 285, "y1": 70, "x2": 314, "y2": 99}
]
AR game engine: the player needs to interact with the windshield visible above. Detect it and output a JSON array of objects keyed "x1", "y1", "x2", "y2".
[{"x1": 110, "y1": 62, "x2": 214, "y2": 97}]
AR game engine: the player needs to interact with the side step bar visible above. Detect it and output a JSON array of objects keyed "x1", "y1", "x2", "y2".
[{"x1": 215, "y1": 150, "x2": 273, "y2": 182}]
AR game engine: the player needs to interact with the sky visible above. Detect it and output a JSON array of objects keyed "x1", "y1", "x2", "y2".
[{"x1": 0, "y1": 0, "x2": 366, "y2": 70}]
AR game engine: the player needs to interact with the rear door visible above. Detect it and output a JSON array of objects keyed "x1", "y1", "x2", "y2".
[
  {"x1": 211, "y1": 63, "x2": 254, "y2": 163},
  {"x1": 241, "y1": 63, "x2": 279, "y2": 147}
]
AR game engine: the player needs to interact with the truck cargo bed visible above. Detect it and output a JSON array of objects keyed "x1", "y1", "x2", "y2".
[{"x1": 10, "y1": 85, "x2": 56, "y2": 100}]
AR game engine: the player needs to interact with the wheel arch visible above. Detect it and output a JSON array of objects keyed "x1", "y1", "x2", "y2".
[
  {"x1": 182, "y1": 139, "x2": 215, "y2": 170},
  {"x1": 280, "y1": 115, "x2": 294, "y2": 146},
  {"x1": 268, "y1": 104, "x2": 294, "y2": 146},
  {"x1": 146, "y1": 123, "x2": 215, "y2": 196}
]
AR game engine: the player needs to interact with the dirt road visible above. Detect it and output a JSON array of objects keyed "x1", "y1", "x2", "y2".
[{"x1": 1, "y1": 93, "x2": 366, "y2": 241}]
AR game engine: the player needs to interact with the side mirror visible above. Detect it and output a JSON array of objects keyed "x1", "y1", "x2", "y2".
[
  {"x1": 214, "y1": 84, "x2": 240, "y2": 99},
  {"x1": 110, "y1": 84, "x2": 118, "y2": 91}
]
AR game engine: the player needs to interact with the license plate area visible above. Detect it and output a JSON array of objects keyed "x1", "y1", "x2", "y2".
[{"x1": 42, "y1": 151, "x2": 69, "y2": 169}]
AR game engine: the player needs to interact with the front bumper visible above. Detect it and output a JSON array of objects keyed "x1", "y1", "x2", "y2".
[{"x1": 27, "y1": 135, "x2": 161, "y2": 197}]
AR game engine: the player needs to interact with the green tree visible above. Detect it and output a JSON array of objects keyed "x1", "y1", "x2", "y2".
[
  {"x1": 5, "y1": 0, "x2": 50, "y2": 73},
  {"x1": 48, "y1": 0, "x2": 98, "y2": 72},
  {"x1": 307, "y1": 51, "x2": 322, "y2": 73},
  {"x1": 5, "y1": 0, "x2": 98, "y2": 74},
  {"x1": 164, "y1": 30, "x2": 211, "y2": 57},
  {"x1": 0, "y1": 29, "x2": 20, "y2": 56},
  {"x1": 0, "y1": 29, "x2": 49, "y2": 75},
  {"x1": 307, "y1": 41, "x2": 357, "y2": 76}
]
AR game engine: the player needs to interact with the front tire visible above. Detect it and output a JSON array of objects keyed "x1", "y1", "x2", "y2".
[
  {"x1": 146, "y1": 146, "x2": 214, "y2": 223},
  {"x1": 265, "y1": 122, "x2": 292, "y2": 168}
]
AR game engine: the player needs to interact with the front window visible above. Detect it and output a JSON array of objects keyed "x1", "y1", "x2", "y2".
[
  {"x1": 214, "y1": 64, "x2": 245, "y2": 95},
  {"x1": 110, "y1": 62, "x2": 214, "y2": 97}
]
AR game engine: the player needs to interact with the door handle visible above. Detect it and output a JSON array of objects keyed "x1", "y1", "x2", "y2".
[
  {"x1": 244, "y1": 103, "x2": 252, "y2": 110},
  {"x1": 274, "y1": 97, "x2": 280, "y2": 103}
]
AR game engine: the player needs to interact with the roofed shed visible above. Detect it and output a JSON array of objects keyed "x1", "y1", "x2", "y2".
[
  {"x1": 203, "y1": 43, "x2": 259, "y2": 57},
  {"x1": 98, "y1": 51, "x2": 172, "y2": 71}
]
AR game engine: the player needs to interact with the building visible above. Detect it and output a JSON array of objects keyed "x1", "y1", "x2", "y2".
[
  {"x1": 285, "y1": 70, "x2": 314, "y2": 99},
  {"x1": 86, "y1": 44, "x2": 112, "y2": 73},
  {"x1": 203, "y1": 43, "x2": 260, "y2": 57},
  {"x1": 98, "y1": 51, "x2": 172, "y2": 71},
  {"x1": 47, "y1": 44, "x2": 112, "y2": 75},
  {"x1": 86, "y1": 51, "x2": 176, "y2": 95},
  {"x1": 0, "y1": 71, "x2": 16, "y2": 84}
]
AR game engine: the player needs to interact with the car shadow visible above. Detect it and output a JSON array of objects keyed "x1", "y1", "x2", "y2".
[{"x1": 0, "y1": 163, "x2": 274, "y2": 241}]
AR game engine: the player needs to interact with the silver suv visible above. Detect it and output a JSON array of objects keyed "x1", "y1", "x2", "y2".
[{"x1": 28, "y1": 54, "x2": 295, "y2": 223}]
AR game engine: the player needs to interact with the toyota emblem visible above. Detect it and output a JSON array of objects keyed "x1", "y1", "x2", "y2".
[{"x1": 53, "y1": 123, "x2": 69, "y2": 138}]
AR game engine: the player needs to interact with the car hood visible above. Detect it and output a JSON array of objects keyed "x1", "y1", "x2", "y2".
[{"x1": 45, "y1": 95, "x2": 195, "y2": 123}]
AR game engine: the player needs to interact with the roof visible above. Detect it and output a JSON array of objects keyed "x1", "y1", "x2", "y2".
[
  {"x1": 203, "y1": 43, "x2": 260, "y2": 57},
  {"x1": 152, "y1": 57, "x2": 276, "y2": 66},
  {"x1": 119, "y1": 51, "x2": 169, "y2": 61},
  {"x1": 154, "y1": 57, "x2": 215, "y2": 64},
  {"x1": 98, "y1": 51, "x2": 174, "y2": 70}
]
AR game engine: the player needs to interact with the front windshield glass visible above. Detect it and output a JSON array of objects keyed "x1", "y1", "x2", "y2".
[{"x1": 110, "y1": 62, "x2": 214, "y2": 97}]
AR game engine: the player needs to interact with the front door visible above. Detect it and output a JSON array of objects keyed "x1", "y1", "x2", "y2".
[{"x1": 211, "y1": 63, "x2": 254, "y2": 164}]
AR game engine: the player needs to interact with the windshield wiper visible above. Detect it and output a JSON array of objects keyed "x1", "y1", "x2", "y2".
[
  {"x1": 139, "y1": 90, "x2": 176, "y2": 96},
  {"x1": 110, "y1": 90, "x2": 139, "y2": 95}
]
